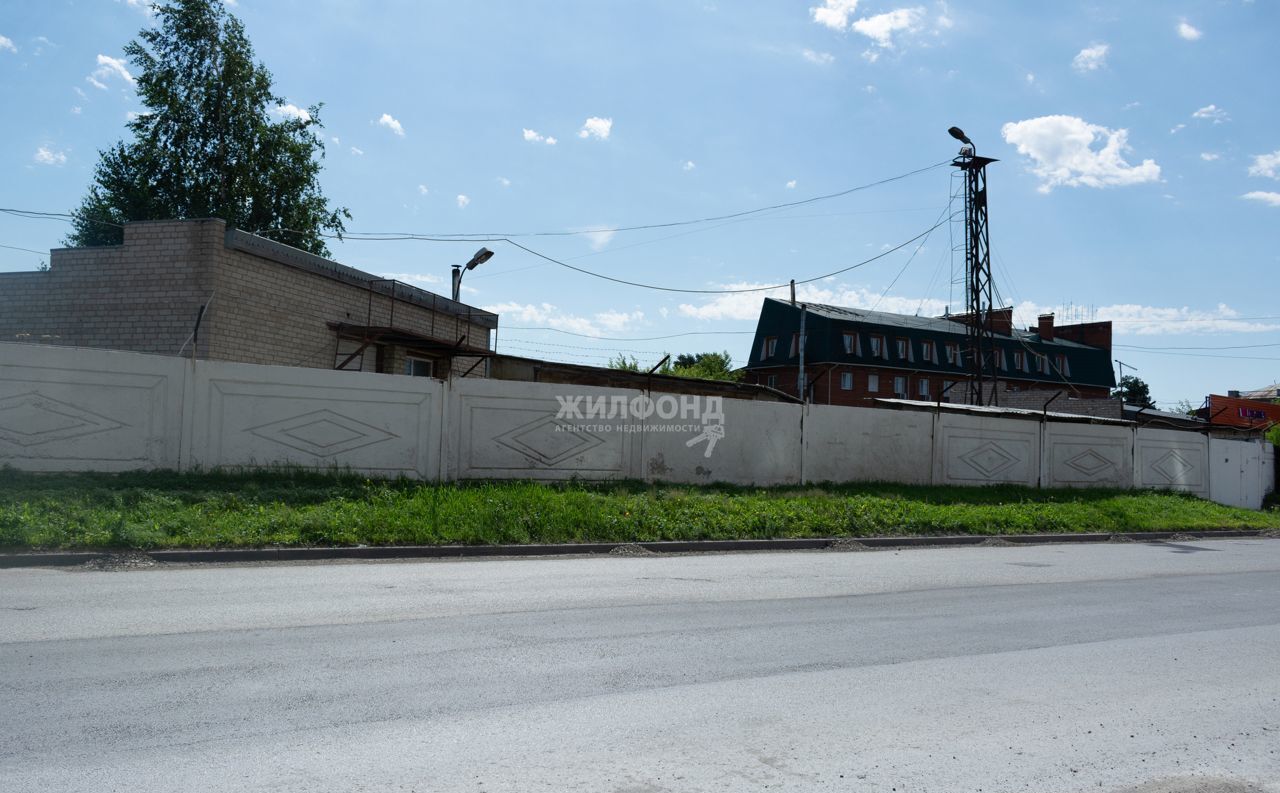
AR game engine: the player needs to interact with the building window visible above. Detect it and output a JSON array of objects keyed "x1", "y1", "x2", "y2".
[
  {"x1": 918, "y1": 378, "x2": 930, "y2": 398},
  {"x1": 893, "y1": 376, "x2": 907, "y2": 398},
  {"x1": 842, "y1": 332, "x2": 861, "y2": 356},
  {"x1": 840, "y1": 372, "x2": 853, "y2": 390},
  {"x1": 946, "y1": 343, "x2": 961, "y2": 366},
  {"x1": 895, "y1": 338, "x2": 909, "y2": 360},
  {"x1": 790, "y1": 332, "x2": 806, "y2": 357},
  {"x1": 1013, "y1": 350, "x2": 1025, "y2": 372},
  {"x1": 1036, "y1": 354, "x2": 1047, "y2": 374},
  {"x1": 1057, "y1": 355, "x2": 1071, "y2": 377},
  {"x1": 921, "y1": 340, "x2": 936, "y2": 364},
  {"x1": 942, "y1": 379, "x2": 956, "y2": 402},
  {"x1": 868, "y1": 373, "x2": 879, "y2": 393},
  {"x1": 869, "y1": 335, "x2": 883, "y2": 358},
  {"x1": 763, "y1": 337, "x2": 777, "y2": 358},
  {"x1": 766, "y1": 374, "x2": 778, "y2": 388},
  {"x1": 998, "y1": 349, "x2": 1008, "y2": 370},
  {"x1": 404, "y1": 356, "x2": 434, "y2": 377}
]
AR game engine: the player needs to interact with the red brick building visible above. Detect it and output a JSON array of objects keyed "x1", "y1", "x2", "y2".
[{"x1": 742, "y1": 298, "x2": 1115, "y2": 406}]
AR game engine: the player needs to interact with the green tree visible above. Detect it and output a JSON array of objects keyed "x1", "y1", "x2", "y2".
[
  {"x1": 67, "y1": 0, "x2": 348, "y2": 255},
  {"x1": 1112, "y1": 375, "x2": 1155, "y2": 408},
  {"x1": 671, "y1": 351, "x2": 741, "y2": 382}
]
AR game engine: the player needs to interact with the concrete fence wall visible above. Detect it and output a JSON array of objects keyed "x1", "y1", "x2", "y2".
[{"x1": 1, "y1": 343, "x2": 1272, "y2": 509}]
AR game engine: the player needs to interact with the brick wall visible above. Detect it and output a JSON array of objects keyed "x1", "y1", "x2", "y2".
[{"x1": 0, "y1": 218, "x2": 494, "y2": 376}]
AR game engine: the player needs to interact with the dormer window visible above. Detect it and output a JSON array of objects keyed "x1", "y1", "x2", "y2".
[
  {"x1": 842, "y1": 331, "x2": 861, "y2": 356},
  {"x1": 763, "y1": 337, "x2": 778, "y2": 358},
  {"x1": 869, "y1": 335, "x2": 884, "y2": 359},
  {"x1": 896, "y1": 338, "x2": 908, "y2": 360}
]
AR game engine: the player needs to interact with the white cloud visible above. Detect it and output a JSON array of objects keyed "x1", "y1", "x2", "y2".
[
  {"x1": 1192, "y1": 104, "x2": 1229, "y2": 124},
  {"x1": 1200, "y1": 152, "x2": 1219, "y2": 162},
  {"x1": 456, "y1": 194, "x2": 470, "y2": 209},
  {"x1": 864, "y1": 84, "x2": 876, "y2": 93},
  {"x1": 682, "y1": 160, "x2": 696, "y2": 171},
  {"x1": 522, "y1": 128, "x2": 557, "y2": 145},
  {"x1": 378, "y1": 113, "x2": 405, "y2": 136},
  {"x1": 482, "y1": 302, "x2": 645, "y2": 337},
  {"x1": 125, "y1": 110, "x2": 151, "y2": 121},
  {"x1": 677, "y1": 282, "x2": 1280, "y2": 336},
  {"x1": 1001, "y1": 115, "x2": 1161, "y2": 192},
  {"x1": 1177, "y1": 20, "x2": 1202, "y2": 41},
  {"x1": 120, "y1": 0, "x2": 155, "y2": 15},
  {"x1": 91, "y1": 54, "x2": 135, "y2": 87},
  {"x1": 378, "y1": 271, "x2": 442, "y2": 285},
  {"x1": 578, "y1": 116, "x2": 612, "y2": 140},
  {"x1": 786, "y1": 179, "x2": 797, "y2": 189},
  {"x1": 0, "y1": 35, "x2": 16, "y2": 53},
  {"x1": 349, "y1": 146, "x2": 363, "y2": 156},
  {"x1": 272, "y1": 103, "x2": 311, "y2": 122},
  {"x1": 1071, "y1": 43, "x2": 1109, "y2": 73},
  {"x1": 810, "y1": 0, "x2": 860, "y2": 31},
  {"x1": 73, "y1": 86, "x2": 87, "y2": 100},
  {"x1": 1025, "y1": 72, "x2": 1036, "y2": 85},
  {"x1": 1243, "y1": 191, "x2": 1280, "y2": 207},
  {"x1": 802, "y1": 48, "x2": 835, "y2": 65},
  {"x1": 33, "y1": 146, "x2": 67, "y2": 166},
  {"x1": 497, "y1": 176, "x2": 511, "y2": 187},
  {"x1": 574, "y1": 227, "x2": 616, "y2": 251},
  {"x1": 417, "y1": 184, "x2": 429, "y2": 196},
  {"x1": 851, "y1": 7, "x2": 924, "y2": 49},
  {"x1": 1249, "y1": 151, "x2": 1280, "y2": 179},
  {"x1": 1169, "y1": 123, "x2": 1185, "y2": 134},
  {"x1": 71, "y1": 106, "x2": 81, "y2": 115}
]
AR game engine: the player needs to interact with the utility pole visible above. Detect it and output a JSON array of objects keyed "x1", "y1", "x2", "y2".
[{"x1": 948, "y1": 126, "x2": 999, "y2": 406}]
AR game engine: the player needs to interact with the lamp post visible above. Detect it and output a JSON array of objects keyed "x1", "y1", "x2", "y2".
[
  {"x1": 948, "y1": 125, "x2": 999, "y2": 406},
  {"x1": 451, "y1": 247, "x2": 494, "y2": 302}
]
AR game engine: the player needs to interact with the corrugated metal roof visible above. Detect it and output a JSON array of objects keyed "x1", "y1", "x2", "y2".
[{"x1": 794, "y1": 300, "x2": 1095, "y2": 349}]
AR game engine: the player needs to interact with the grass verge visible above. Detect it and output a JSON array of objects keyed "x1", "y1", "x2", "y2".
[{"x1": 1, "y1": 468, "x2": 1277, "y2": 551}]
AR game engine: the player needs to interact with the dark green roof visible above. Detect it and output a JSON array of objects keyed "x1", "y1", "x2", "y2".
[{"x1": 745, "y1": 298, "x2": 1115, "y2": 389}]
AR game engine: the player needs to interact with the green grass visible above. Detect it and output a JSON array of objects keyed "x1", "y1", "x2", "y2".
[{"x1": 1, "y1": 468, "x2": 1277, "y2": 551}]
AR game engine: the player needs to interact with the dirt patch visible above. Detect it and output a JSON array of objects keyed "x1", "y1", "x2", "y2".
[
  {"x1": 1167, "y1": 533, "x2": 1200, "y2": 542},
  {"x1": 609, "y1": 543, "x2": 658, "y2": 557},
  {"x1": 80, "y1": 552, "x2": 160, "y2": 571},
  {"x1": 1108, "y1": 534, "x2": 1136, "y2": 543},
  {"x1": 827, "y1": 538, "x2": 874, "y2": 552},
  {"x1": 979, "y1": 537, "x2": 1016, "y2": 547}
]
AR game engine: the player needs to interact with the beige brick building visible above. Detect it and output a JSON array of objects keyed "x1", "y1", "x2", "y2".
[{"x1": 0, "y1": 218, "x2": 497, "y2": 378}]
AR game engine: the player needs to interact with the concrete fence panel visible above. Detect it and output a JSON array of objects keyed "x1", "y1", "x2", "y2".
[
  {"x1": 0, "y1": 343, "x2": 184, "y2": 471},
  {"x1": 1134, "y1": 428, "x2": 1209, "y2": 496},
  {"x1": 449, "y1": 378, "x2": 641, "y2": 481},
  {"x1": 188, "y1": 360, "x2": 442, "y2": 478},
  {"x1": 1042, "y1": 422, "x2": 1134, "y2": 489},
  {"x1": 802, "y1": 404, "x2": 933, "y2": 485},
  {"x1": 934, "y1": 412, "x2": 1042, "y2": 487},
  {"x1": 640, "y1": 397, "x2": 803, "y2": 485}
]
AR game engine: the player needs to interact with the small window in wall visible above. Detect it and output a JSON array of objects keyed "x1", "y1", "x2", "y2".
[
  {"x1": 404, "y1": 356, "x2": 434, "y2": 377},
  {"x1": 763, "y1": 337, "x2": 778, "y2": 358},
  {"x1": 1057, "y1": 355, "x2": 1071, "y2": 377},
  {"x1": 918, "y1": 378, "x2": 930, "y2": 398},
  {"x1": 921, "y1": 340, "x2": 935, "y2": 364},
  {"x1": 867, "y1": 373, "x2": 880, "y2": 393},
  {"x1": 942, "y1": 379, "x2": 956, "y2": 402},
  {"x1": 893, "y1": 376, "x2": 907, "y2": 398},
  {"x1": 895, "y1": 339, "x2": 908, "y2": 359},
  {"x1": 790, "y1": 333, "x2": 806, "y2": 357},
  {"x1": 840, "y1": 371, "x2": 853, "y2": 390},
  {"x1": 1013, "y1": 350, "x2": 1025, "y2": 372},
  {"x1": 842, "y1": 332, "x2": 861, "y2": 356},
  {"x1": 998, "y1": 349, "x2": 1008, "y2": 370},
  {"x1": 766, "y1": 374, "x2": 778, "y2": 389},
  {"x1": 869, "y1": 335, "x2": 882, "y2": 358}
]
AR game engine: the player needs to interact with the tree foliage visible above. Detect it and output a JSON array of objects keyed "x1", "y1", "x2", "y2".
[
  {"x1": 607, "y1": 351, "x2": 740, "y2": 381},
  {"x1": 67, "y1": 0, "x2": 348, "y2": 255},
  {"x1": 1111, "y1": 375, "x2": 1155, "y2": 408}
]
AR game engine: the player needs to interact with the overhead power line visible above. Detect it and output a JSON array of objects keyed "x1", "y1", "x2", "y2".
[{"x1": 0, "y1": 242, "x2": 48, "y2": 256}]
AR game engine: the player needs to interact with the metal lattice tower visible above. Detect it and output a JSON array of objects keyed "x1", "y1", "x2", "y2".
[{"x1": 949, "y1": 130, "x2": 999, "y2": 406}]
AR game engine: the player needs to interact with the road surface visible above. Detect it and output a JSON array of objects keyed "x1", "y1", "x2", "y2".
[{"x1": 2, "y1": 539, "x2": 1279, "y2": 792}]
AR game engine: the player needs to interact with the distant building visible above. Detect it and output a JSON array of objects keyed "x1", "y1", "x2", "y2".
[
  {"x1": 742, "y1": 298, "x2": 1115, "y2": 406},
  {"x1": 0, "y1": 218, "x2": 497, "y2": 378},
  {"x1": 1200, "y1": 393, "x2": 1280, "y2": 430}
]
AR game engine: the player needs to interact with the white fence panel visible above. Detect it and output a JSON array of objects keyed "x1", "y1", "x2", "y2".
[
  {"x1": 1134, "y1": 428, "x2": 1209, "y2": 496},
  {"x1": 641, "y1": 398, "x2": 803, "y2": 485},
  {"x1": 1042, "y1": 422, "x2": 1134, "y2": 489},
  {"x1": 934, "y1": 412, "x2": 1041, "y2": 487},
  {"x1": 189, "y1": 360, "x2": 442, "y2": 478},
  {"x1": 0, "y1": 343, "x2": 184, "y2": 471},
  {"x1": 450, "y1": 378, "x2": 641, "y2": 481},
  {"x1": 802, "y1": 405, "x2": 933, "y2": 485}
]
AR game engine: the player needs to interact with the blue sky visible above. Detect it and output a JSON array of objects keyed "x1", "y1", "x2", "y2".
[{"x1": 2, "y1": 0, "x2": 1279, "y2": 407}]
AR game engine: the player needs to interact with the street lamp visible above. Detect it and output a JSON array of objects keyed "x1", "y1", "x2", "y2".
[{"x1": 451, "y1": 247, "x2": 494, "y2": 302}]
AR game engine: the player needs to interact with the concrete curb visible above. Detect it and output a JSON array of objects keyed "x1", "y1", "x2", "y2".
[{"x1": 0, "y1": 530, "x2": 1270, "y2": 568}]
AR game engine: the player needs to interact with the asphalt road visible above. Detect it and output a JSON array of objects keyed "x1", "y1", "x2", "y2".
[{"x1": 2, "y1": 540, "x2": 1279, "y2": 793}]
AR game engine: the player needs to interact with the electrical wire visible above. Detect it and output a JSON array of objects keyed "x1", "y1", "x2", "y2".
[
  {"x1": 256, "y1": 160, "x2": 950, "y2": 242},
  {"x1": 872, "y1": 181, "x2": 960, "y2": 312},
  {"x1": 0, "y1": 208, "x2": 124, "y2": 229},
  {"x1": 0, "y1": 242, "x2": 48, "y2": 256}
]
